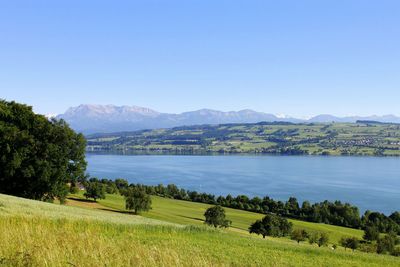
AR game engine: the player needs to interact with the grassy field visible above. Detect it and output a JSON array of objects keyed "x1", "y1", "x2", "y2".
[
  {"x1": 81, "y1": 193, "x2": 364, "y2": 244},
  {"x1": 1, "y1": 193, "x2": 399, "y2": 266},
  {"x1": 86, "y1": 122, "x2": 400, "y2": 156}
]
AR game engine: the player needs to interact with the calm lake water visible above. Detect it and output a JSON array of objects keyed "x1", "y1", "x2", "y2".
[{"x1": 86, "y1": 154, "x2": 400, "y2": 214}]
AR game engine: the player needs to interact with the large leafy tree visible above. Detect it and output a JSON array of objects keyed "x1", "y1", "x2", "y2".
[
  {"x1": 204, "y1": 205, "x2": 231, "y2": 228},
  {"x1": 0, "y1": 100, "x2": 86, "y2": 202},
  {"x1": 125, "y1": 187, "x2": 152, "y2": 214},
  {"x1": 249, "y1": 214, "x2": 292, "y2": 238},
  {"x1": 84, "y1": 181, "x2": 106, "y2": 201}
]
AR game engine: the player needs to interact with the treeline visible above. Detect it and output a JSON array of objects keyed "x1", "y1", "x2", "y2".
[{"x1": 79, "y1": 178, "x2": 400, "y2": 235}]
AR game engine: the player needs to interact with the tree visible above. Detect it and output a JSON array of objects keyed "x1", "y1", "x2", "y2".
[
  {"x1": 249, "y1": 220, "x2": 267, "y2": 238},
  {"x1": 291, "y1": 229, "x2": 309, "y2": 244},
  {"x1": 363, "y1": 226, "x2": 379, "y2": 242},
  {"x1": 115, "y1": 178, "x2": 129, "y2": 189},
  {"x1": 84, "y1": 182, "x2": 106, "y2": 201},
  {"x1": 204, "y1": 205, "x2": 231, "y2": 228},
  {"x1": 249, "y1": 214, "x2": 292, "y2": 238},
  {"x1": 317, "y1": 232, "x2": 329, "y2": 247},
  {"x1": 377, "y1": 233, "x2": 397, "y2": 254},
  {"x1": 0, "y1": 100, "x2": 87, "y2": 202},
  {"x1": 340, "y1": 237, "x2": 359, "y2": 251},
  {"x1": 105, "y1": 183, "x2": 119, "y2": 194},
  {"x1": 389, "y1": 211, "x2": 400, "y2": 224},
  {"x1": 285, "y1": 197, "x2": 300, "y2": 216},
  {"x1": 125, "y1": 187, "x2": 152, "y2": 214}
]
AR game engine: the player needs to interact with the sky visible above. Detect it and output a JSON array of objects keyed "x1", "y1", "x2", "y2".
[{"x1": 1, "y1": 0, "x2": 400, "y2": 117}]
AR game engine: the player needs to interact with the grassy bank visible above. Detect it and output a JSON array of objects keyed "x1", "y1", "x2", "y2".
[{"x1": 1, "y1": 193, "x2": 399, "y2": 266}]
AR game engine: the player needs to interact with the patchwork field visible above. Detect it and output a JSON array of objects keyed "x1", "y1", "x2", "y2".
[{"x1": 86, "y1": 122, "x2": 400, "y2": 156}]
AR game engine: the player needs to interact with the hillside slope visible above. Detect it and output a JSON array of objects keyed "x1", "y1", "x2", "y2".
[
  {"x1": 87, "y1": 122, "x2": 400, "y2": 156},
  {"x1": 1, "y1": 193, "x2": 399, "y2": 266},
  {"x1": 85, "y1": 193, "x2": 364, "y2": 244}
]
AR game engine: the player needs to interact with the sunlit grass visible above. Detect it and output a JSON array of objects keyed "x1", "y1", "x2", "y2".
[
  {"x1": 91, "y1": 193, "x2": 364, "y2": 244},
  {"x1": 1, "y1": 193, "x2": 399, "y2": 266}
]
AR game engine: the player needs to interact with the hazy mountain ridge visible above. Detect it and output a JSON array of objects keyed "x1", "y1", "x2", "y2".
[{"x1": 57, "y1": 104, "x2": 400, "y2": 134}]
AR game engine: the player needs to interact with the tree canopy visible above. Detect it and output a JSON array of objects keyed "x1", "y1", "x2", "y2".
[
  {"x1": 124, "y1": 187, "x2": 152, "y2": 214},
  {"x1": 84, "y1": 181, "x2": 106, "y2": 201},
  {"x1": 290, "y1": 229, "x2": 309, "y2": 244},
  {"x1": 204, "y1": 205, "x2": 231, "y2": 228},
  {"x1": 249, "y1": 214, "x2": 292, "y2": 238},
  {"x1": 0, "y1": 100, "x2": 86, "y2": 202}
]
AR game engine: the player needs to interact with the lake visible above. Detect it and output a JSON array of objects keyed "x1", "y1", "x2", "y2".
[{"x1": 86, "y1": 154, "x2": 400, "y2": 214}]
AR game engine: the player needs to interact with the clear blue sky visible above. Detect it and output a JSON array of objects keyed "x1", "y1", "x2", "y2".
[{"x1": 1, "y1": 0, "x2": 399, "y2": 117}]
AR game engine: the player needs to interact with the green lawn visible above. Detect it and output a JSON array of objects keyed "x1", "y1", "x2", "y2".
[{"x1": 1, "y1": 193, "x2": 399, "y2": 266}]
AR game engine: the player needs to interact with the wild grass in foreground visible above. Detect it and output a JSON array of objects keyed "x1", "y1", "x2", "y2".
[
  {"x1": 1, "y1": 215, "x2": 399, "y2": 267},
  {"x1": 1, "y1": 194, "x2": 399, "y2": 266}
]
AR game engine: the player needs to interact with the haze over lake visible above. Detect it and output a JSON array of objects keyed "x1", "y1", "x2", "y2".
[{"x1": 86, "y1": 154, "x2": 400, "y2": 214}]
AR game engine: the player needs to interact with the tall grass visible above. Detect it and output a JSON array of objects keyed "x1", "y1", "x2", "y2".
[{"x1": 1, "y1": 194, "x2": 399, "y2": 266}]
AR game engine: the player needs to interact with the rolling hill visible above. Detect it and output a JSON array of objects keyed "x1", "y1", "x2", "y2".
[
  {"x1": 86, "y1": 121, "x2": 400, "y2": 156},
  {"x1": 1, "y1": 193, "x2": 399, "y2": 266}
]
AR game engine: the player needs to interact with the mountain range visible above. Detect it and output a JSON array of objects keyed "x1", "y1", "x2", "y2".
[{"x1": 56, "y1": 104, "x2": 400, "y2": 134}]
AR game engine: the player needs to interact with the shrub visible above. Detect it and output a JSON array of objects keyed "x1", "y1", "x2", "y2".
[
  {"x1": 340, "y1": 237, "x2": 359, "y2": 251},
  {"x1": 291, "y1": 229, "x2": 309, "y2": 244}
]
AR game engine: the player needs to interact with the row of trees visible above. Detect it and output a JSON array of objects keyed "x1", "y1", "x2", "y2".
[
  {"x1": 203, "y1": 205, "x2": 399, "y2": 256},
  {"x1": 248, "y1": 214, "x2": 330, "y2": 247},
  {"x1": 80, "y1": 179, "x2": 400, "y2": 256},
  {"x1": 340, "y1": 230, "x2": 400, "y2": 256},
  {"x1": 87, "y1": 179, "x2": 399, "y2": 234}
]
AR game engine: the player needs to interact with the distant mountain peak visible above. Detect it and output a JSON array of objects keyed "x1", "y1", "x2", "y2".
[{"x1": 57, "y1": 104, "x2": 400, "y2": 134}]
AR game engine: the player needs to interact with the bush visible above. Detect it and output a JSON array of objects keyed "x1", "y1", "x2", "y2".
[
  {"x1": 363, "y1": 226, "x2": 379, "y2": 242},
  {"x1": 340, "y1": 237, "x2": 359, "y2": 251},
  {"x1": 377, "y1": 234, "x2": 397, "y2": 254},
  {"x1": 308, "y1": 232, "x2": 319, "y2": 245},
  {"x1": 290, "y1": 229, "x2": 308, "y2": 244},
  {"x1": 317, "y1": 232, "x2": 330, "y2": 247},
  {"x1": 391, "y1": 246, "x2": 400, "y2": 257},
  {"x1": 359, "y1": 243, "x2": 377, "y2": 254}
]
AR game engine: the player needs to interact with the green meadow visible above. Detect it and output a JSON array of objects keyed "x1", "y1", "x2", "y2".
[
  {"x1": 79, "y1": 193, "x2": 363, "y2": 244},
  {"x1": 1, "y1": 193, "x2": 399, "y2": 266}
]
